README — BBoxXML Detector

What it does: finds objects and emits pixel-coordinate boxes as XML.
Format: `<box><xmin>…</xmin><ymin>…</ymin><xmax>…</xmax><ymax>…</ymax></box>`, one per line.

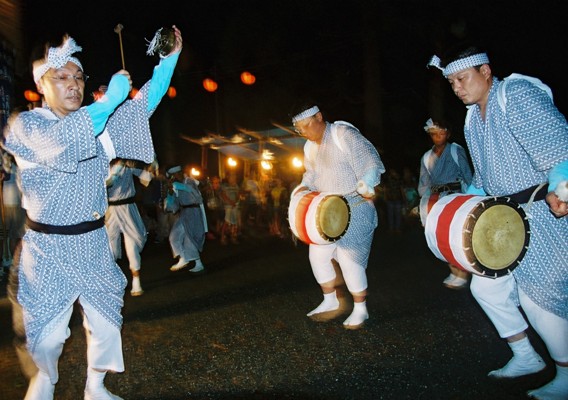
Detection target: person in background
<box><xmin>382</xmin><ymin>168</ymin><xmax>404</xmax><ymax>234</ymax></box>
<box><xmin>418</xmin><ymin>118</ymin><xmax>473</xmax><ymax>289</ymax></box>
<box><xmin>106</xmin><ymin>158</ymin><xmax>154</xmax><ymax>296</ymax></box>
<box><xmin>428</xmin><ymin>43</ymin><xmax>568</xmax><ymax>399</ymax></box>
<box><xmin>2</xmin><ymin>26</ymin><xmax>182</xmax><ymax>399</ymax></box>
<box><xmin>203</xmin><ymin>175</ymin><xmax>224</xmax><ymax>240</ymax></box>
<box><xmin>290</xmin><ymin>100</ymin><xmax>385</xmax><ymax>330</ymax></box>
<box><xmin>167</xmin><ymin>165</ymin><xmax>207</xmax><ymax>273</ymax></box>
<box><xmin>0</xmin><ymin>151</ymin><xmax>25</xmax><ymax>273</ymax></box>
<box><xmin>220</xmin><ymin>174</ymin><xmax>240</xmax><ymax>245</ymax></box>
<box><xmin>269</xmin><ymin>177</ymin><xmax>288</xmax><ymax>238</ymax></box>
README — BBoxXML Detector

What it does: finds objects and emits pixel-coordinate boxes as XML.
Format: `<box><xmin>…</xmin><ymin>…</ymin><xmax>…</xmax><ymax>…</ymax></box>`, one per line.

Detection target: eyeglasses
<box><xmin>47</xmin><ymin>73</ymin><xmax>89</xmax><ymax>84</ymax></box>
<box><xmin>293</xmin><ymin>116</ymin><xmax>315</xmax><ymax>135</ymax></box>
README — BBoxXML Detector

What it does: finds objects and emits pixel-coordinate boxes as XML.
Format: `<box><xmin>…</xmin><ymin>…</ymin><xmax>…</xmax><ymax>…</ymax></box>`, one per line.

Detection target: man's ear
<box><xmin>480</xmin><ymin>64</ymin><xmax>492</xmax><ymax>78</ymax></box>
<box><xmin>36</xmin><ymin>81</ymin><xmax>45</xmax><ymax>95</ymax></box>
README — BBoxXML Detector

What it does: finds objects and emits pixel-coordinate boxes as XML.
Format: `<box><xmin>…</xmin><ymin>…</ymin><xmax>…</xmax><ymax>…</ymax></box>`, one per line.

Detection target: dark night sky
<box><xmin>15</xmin><ymin>0</ymin><xmax>568</xmax><ymax>170</ymax></box>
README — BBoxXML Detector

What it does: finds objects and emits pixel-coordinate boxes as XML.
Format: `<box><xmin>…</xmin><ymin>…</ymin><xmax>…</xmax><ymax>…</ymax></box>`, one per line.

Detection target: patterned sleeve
<box><xmin>105</xmin><ymin>82</ymin><xmax>155</xmax><ymax>164</ymax></box>
<box><xmin>3</xmin><ymin>109</ymin><xmax>97</xmax><ymax>173</ymax></box>
<box><xmin>417</xmin><ymin>154</ymin><xmax>431</xmax><ymax>197</ymax></box>
<box><xmin>505</xmin><ymin>79</ymin><xmax>568</xmax><ymax>171</ymax></box>
<box><xmin>342</xmin><ymin>126</ymin><xmax>385</xmax><ymax>186</ymax></box>
<box><xmin>300</xmin><ymin>141</ymin><xmax>315</xmax><ymax>189</ymax></box>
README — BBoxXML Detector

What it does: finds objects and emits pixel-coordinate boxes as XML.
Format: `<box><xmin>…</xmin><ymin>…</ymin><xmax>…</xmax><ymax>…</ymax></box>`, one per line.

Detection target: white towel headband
<box><xmin>292</xmin><ymin>106</ymin><xmax>320</xmax><ymax>123</ymax></box>
<box><xmin>427</xmin><ymin>53</ymin><xmax>490</xmax><ymax>77</ymax></box>
<box><xmin>33</xmin><ymin>36</ymin><xmax>83</xmax><ymax>84</ymax></box>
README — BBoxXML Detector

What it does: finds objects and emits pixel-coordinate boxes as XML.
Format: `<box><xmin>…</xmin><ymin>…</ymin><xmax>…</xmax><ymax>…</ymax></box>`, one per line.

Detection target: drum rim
<box><xmin>463</xmin><ymin>196</ymin><xmax>530</xmax><ymax>277</ymax></box>
<box><xmin>315</xmin><ymin>194</ymin><xmax>351</xmax><ymax>241</ymax></box>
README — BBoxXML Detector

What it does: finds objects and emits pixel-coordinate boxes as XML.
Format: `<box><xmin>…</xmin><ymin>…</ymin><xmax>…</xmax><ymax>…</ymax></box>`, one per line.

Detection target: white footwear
<box><xmin>488</xmin><ymin>338</ymin><xmax>546</xmax><ymax>379</ymax></box>
<box><xmin>170</xmin><ymin>258</ymin><xmax>190</xmax><ymax>271</ymax></box>
<box><xmin>188</xmin><ymin>259</ymin><xmax>205</xmax><ymax>273</ymax></box>
<box><xmin>307</xmin><ymin>291</ymin><xmax>340</xmax><ymax>317</ymax></box>
<box><xmin>527</xmin><ymin>366</ymin><xmax>568</xmax><ymax>400</ymax></box>
<box><xmin>84</xmin><ymin>386</ymin><xmax>123</xmax><ymax>400</ymax></box>
<box><xmin>25</xmin><ymin>371</ymin><xmax>54</xmax><ymax>400</ymax></box>
<box><xmin>442</xmin><ymin>273</ymin><xmax>457</xmax><ymax>285</ymax></box>
<box><xmin>130</xmin><ymin>276</ymin><xmax>143</xmax><ymax>296</ymax></box>
<box><xmin>343</xmin><ymin>301</ymin><xmax>369</xmax><ymax>330</ymax></box>
<box><xmin>444</xmin><ymin>276</ymin><xmax>468</xmax><ymax>290</ymax></box>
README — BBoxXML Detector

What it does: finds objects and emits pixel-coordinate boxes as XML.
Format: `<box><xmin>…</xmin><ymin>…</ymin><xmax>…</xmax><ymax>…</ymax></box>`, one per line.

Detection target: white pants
<box><xmin>31</xmin><ymin>297</ymin><xmax>124</xmax><ymax>384</ymax></box>
<box><xmin>471</xmin><ymin>273</ymin><xmax>568</xmax><ymax>362</ymax></box>
<box><xmin>110</xmin><ymin>234</ymin><xmax>142</xmax><ymax>271</ymax></box>
<box><xmin>519</xmin><ymin>288</ymin><xmax>568</xmax><ymax>362</ymax></box>
<box><xmin>470</xmin><ymin>274</ymin><xmax>528</xmax><ymax>338</ymax></box>
<box><xmin>309</xmin><ymin>243</ymin><xmax>367</xmax><ymax>293</ymax></box>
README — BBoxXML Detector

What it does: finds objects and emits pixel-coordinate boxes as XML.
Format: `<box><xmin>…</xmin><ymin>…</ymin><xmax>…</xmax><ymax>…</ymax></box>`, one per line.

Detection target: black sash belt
<box><xmin>108</xmin><ymin>196</ymin><xmax>136</xmax><ymax>206</ymax></box>
<box><xmin>182</xmin><ymin>204</ymin><xmax>200</xmax><ymax>208</ymax></box>
<box><xmin>506</xmin><ymin>184</ymin><xmax>548</xmax><ymax>204</ymax></box>
<box><xmin>26</xmin><ymin>216</ymin><xmax>105</xmax><ymax>235</ymax></box>
<box><xmin>431</xmin><ymin>182</ymin><xmax>462</xmax><ymax>194</ymax></box>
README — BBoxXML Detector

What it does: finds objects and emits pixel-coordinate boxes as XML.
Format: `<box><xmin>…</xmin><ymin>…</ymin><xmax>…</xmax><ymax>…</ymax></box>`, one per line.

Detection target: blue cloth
<box><xmin>1</xmin><ymin>53</ymin><xmax>178</xmax><ymax>351</ymax></box>
<box><xmin>464</xmin><ymin>76</ymin><xmax>568</xmax><ymax>320</ymax></box>
<box><xmin>418</xmin><ymin>142</ymin><xmax>473</xmax><ymax>196</ymax></box>
<box><xmin>549</xmin><ymin>159</ymin><xmax>568</xmax><ymax>192</ymax></box>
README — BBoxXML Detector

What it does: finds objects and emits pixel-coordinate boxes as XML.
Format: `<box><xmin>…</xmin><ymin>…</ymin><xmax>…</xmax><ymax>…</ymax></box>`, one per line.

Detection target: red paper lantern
<box><xmin>129</xmin><ymin>88</ymin><xmax>139</xmax><ymax>99</ymax></box>
<box><xmin>203</xmin><ymin>78</ymin><xmax>218</xmax><ymax>92</ymax></box>
<box><xmin>240</xmin><ymin>71</ymin><xmax>256</xmax><ymax>85</ymax></box>
<box><xmin>24</xmin><ymin>90</ymin><xmax>41</xmax><ymax>102</ymax></box>
<box><xmin>167</xmin><ymin>86</ymin><xmax>177</xmax><ymax>98</ymax></box>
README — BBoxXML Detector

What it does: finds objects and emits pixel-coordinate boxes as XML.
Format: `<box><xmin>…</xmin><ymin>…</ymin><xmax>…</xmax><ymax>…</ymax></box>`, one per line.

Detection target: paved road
<box><xmin>0</xmin><ymin>222</ymin><xmax>554</xmax><ymax>399</ymax></box>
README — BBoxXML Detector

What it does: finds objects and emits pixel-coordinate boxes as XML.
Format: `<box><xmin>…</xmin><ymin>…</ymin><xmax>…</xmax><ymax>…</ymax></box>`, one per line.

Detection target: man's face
<box><xmin>293</xmin><ymin>112</ymin><xmax>325</xmax><ymax>144</ymax></box>
<box><xmin>447</xmin><ymin>65</ymin><xmax>491</xmax><ymax>106</ymax></box>
<box><xmin>428</xmin><ymin>128</ymin><xmax>449</xmax><ymax>146</ymax></box>
<box><xmin>37</xmin><ymin>61</ymin><xmax>85</xmax><ymax>117</ymax></box>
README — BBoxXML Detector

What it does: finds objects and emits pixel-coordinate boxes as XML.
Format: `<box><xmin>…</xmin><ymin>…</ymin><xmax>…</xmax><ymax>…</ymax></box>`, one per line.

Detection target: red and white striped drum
<box><xmin>288</xmin><ymin>189</ymin><xmax>351</xmax><ymax>245</ymax></box>
<box><xmin>419</xmin><ymin>192</ymin><xmax>441</xmax><ymax>226</ymax></box>
<box><xmin>424</xmin><ymin>193</ymin><xmax>530</xmax><ymax>277</ymax></box>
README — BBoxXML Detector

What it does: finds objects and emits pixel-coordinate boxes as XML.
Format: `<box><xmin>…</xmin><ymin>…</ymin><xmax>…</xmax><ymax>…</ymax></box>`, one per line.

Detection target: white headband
<box><xmin>167</xmin><ymin>165</ymin><xmax>181</xmax><ymax>175</ymax></box>
<box><xmin>424</xmin><ymin>118</ymin><xmax>435</xmax><ymax>132</ymax></box>
<box><xmin>33</xmin><ymin>36</ymin><xmax>83</xmax><ymax>84</ymax></box>
<box><xmin>292</xmin><ymin>106</ymin><xmax>319</xmax><ymax>123</ymax></box>
<box><xmin>427</xmin><ymin>53</ymin><xmax>490</xmax><ymax>77</ymax></box>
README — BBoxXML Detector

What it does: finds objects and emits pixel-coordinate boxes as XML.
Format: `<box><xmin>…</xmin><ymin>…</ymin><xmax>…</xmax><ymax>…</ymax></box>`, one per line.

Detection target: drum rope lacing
<box><xmin>521</xmin><ymin>182</ymin><xmax>547</xmax><ymax>220</ymax></box>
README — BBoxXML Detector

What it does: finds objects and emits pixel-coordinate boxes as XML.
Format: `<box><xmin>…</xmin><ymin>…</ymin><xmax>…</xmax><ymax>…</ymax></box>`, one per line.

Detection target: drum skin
<box><xmin>424</xmin><ymin>194</ymin><xmax>530</xmax><ymax>277</ymax></box>
<box><xmin>289</xmin><ymin>190</ymin><xmax>350</xmax><ymax>245</ymax></box>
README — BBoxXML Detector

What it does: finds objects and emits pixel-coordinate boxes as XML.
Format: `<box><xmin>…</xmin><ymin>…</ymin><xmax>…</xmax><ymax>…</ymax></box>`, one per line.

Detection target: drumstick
<box><xmin>114</xmin><ymin>24</ymin><xmax>126</xmax><ymax>69</ymax></box>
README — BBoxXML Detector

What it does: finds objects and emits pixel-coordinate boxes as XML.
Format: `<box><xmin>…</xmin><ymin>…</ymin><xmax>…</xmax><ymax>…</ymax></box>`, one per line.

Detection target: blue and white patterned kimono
<box><xmin>106</xmin><ymin>161</ymin><xmax>151</xmax><ymax>262</ymax></box>
<box><xmin>301</xmin><ymin>122</ymin><xmax>385</xmax><ymax>267</ymax></box>
<box><xmin>2</xmin><ymin>54</ymin><xmax>178</xmax><ymax>351</ymax></box>
<box><xmin>168</xmin><ymin>177</ymin><xmax>207</xmax><ymax>261</ymax></box>
<box><xmin>418</xmin><ymin>142</ymin><xmax>473</xmax><ymax>197</ymax></box>
<box><xmin>464</xmin><ymin>76</ymin><xmax>568</xmax><ymax>320</ymax></box>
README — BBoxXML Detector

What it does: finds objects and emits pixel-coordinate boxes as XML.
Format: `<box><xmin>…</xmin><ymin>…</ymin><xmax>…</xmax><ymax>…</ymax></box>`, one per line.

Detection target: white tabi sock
<box><xmin>488</xmin><ymin>337</ymin><xmax>545</xmax><ymax>379</ymax></box>
<box><xmin>189</xmin><ymin>258</ymin><xmax>205</xmax><ymax>272</ymax></box>
<box><xmin>131</xmin><ymin>276</ymin><xmax>142</xmax><ymax>293</ymax></box>
<box><xmin>85</xmin><ymin>369</ymin><xmax>123</xmax><ymax>400</ymax></box>
<box><xmin>307</xmin><ymin>291</ymin><xmax>339</xmax><ymax>316</ymax></box>
<box><xmin>343</xmin><ymin>300</ymin><xmax>369</xmax><ymax>327</ymax></box>
<box><xmin>527</xmin><ymin>365</ymin><xmax>568</xmax><ymax>400</ymax></box>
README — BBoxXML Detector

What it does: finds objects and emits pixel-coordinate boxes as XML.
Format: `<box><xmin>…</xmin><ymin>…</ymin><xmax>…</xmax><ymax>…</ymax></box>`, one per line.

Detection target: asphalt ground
<box><xmin>0</xmin><ymin>218</ymin><xmax>556</xmax><ymax>400</ymax></box>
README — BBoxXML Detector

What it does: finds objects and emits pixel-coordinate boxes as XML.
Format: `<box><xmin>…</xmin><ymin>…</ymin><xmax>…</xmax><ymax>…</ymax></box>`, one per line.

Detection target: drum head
<box><xmin>317</xmin><ymin>195</ymin><xmax>350</xmax><ymax>241</ymax></box>
<box><xmin>466</xmin><ymin>198</ymin><xmax>529</xmax><ymax>276</ymax></box>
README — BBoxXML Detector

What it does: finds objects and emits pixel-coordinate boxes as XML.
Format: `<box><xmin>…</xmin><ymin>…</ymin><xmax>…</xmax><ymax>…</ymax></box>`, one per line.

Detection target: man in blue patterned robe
<box><xmin>106</xmin><ymin>159</ymin><xmax>154</xmax><ymax>296</ymax></box>
<box><xmin>2</xmin><ymin>26</ymin><xmax>183</xmax><ymax>400</ymax></box>
<box><xmin>418</xmin><ymin>118</ymin><xmax>473</xmax><ymax>289</ymax></box>
<box><xmin>428</xmin><ymin>45</ymin><xmax>568</xmax><ymax>400</ymax></box>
